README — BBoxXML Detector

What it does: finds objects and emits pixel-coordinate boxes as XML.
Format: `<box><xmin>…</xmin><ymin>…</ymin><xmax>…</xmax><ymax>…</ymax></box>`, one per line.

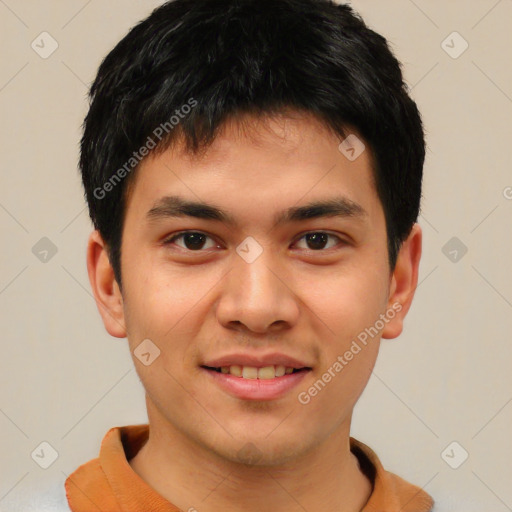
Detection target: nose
<box><xmin>215</xmin><ymin>246</ymin><xmax>300</xmax><ymax>335</ymax></box>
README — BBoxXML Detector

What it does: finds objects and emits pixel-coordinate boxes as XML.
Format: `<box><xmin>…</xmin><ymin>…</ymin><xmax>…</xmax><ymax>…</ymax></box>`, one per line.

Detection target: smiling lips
<box><xmin>201</xmin><ymin>352</ymin><xmax>312</xmax><ymax>400</ymax></box>
<box><xmin>201</xmin><ymin>352</ymin><xmax>312</xmax><ymax>379</ymax></box>
<box><xmin>204</xmin><ymin>364</ymin><xmax>301</xmax><ymax>379</ymax></box>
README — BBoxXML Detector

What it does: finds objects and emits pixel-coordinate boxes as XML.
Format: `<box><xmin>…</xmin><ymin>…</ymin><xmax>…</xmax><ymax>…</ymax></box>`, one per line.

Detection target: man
<box><xmin>66</xmin><ymin>0</ymin><xmax>433</xmax><ymax>510</ymax></box>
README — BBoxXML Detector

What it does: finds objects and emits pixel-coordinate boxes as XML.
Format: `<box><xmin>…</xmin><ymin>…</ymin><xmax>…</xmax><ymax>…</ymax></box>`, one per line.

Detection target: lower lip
<box><xmin>201</xmin><ymin>367</ymin><xmax>311</xmax><ymax>401</ymax></box>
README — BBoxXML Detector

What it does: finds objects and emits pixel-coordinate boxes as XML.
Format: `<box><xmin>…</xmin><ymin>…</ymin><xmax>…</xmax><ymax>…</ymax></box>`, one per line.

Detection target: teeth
<box><xmin>217</xmin><ymin>365</ymin><xmax>299</xmax><ymax>379</ymax></box>
<box><xmin>242</xmin><ymin>366</ymin><xmax>258</xmax><ymax>379</ymax></box>
<box><xmin>258</xmin><ymin>366</ymin><xmax>276</xmax><ymax>379</ymax></box>
<box><xmin>230</xmin><ymin>365</ymin><xmax>242</xmax><ymax>377</ymax></box>
<box><xmin>275</xmin><ymin>365</ymin><xmax>286</xmax><ymax>377</ymax></box>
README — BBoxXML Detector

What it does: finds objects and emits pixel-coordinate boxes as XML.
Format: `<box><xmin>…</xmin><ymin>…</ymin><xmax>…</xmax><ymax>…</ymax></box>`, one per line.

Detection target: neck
<box><xmin>129</xmin><ymin>399</ymin><xmax>372</xmax><ymax>512</ymax></box>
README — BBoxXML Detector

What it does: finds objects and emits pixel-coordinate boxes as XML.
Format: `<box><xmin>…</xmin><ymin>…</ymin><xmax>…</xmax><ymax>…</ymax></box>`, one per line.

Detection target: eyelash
<box><xmin>162</xmin><ymin>230</ymin><xmax>346</xmax><ymax>252</ymax></box>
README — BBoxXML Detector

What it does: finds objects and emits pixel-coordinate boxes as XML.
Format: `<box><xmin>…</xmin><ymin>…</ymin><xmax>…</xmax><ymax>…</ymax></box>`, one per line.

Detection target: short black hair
<box><xmin>80</xmin><ymin>0</ymin><xmax>425</xmax><ymax>290</ymax></box>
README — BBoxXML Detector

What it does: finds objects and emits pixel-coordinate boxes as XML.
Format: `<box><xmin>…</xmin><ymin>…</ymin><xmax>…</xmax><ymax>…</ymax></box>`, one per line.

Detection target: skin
<box><xmin>87</xmin><ymin>110</ymin><xmax>422</xmax><ymax>512</ymax></box>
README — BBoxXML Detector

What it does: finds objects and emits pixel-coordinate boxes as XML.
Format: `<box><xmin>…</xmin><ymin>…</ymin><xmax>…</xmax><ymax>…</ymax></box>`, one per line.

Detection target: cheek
<box><xmin>307</xmin><ymin>263</ymin><xmax>389</xmax><ymax>343</ymax></box>
<box><xmin>122</xmin><ymin>261</ymin><xmax>202</xmax><ymax>340</ymax></box>
<box><xmin>121</xmin><ymin>265</ymin><xmax>209</xmax><ymax>386</ymax></box>
<box><xmin>298</xmin><ymin>264</ymin><xmax>386</xmax><ymax>407</ymax></box>
<box><xmin>122</xmin><ymin>282</ymin><xmax>198</xmax><ymax>414</ymax></box>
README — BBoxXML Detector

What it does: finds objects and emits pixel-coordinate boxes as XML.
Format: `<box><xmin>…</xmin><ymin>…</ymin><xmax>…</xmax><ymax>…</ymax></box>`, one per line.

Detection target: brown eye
<box><xmin>164</xmin><ymin>231</ymin><xmax>216</xmax><ymax>251</ymax></box>
<box><xmin>295</xmin><ymin>232</ymin><xmax>343</xmax><ymax>251</ymax></box>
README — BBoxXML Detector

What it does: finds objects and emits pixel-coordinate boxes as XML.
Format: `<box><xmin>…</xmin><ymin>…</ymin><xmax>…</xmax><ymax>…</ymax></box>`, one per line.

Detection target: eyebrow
<box><xmin>146</xmin><ymin>194</ymin><xmax>368</xmax><ymax>228</ymax></box>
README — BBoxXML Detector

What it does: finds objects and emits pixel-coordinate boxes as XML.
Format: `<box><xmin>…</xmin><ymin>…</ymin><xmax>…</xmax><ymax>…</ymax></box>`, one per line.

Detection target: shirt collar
<box><xmin>68</xmin><ymin>424</ymin><xmax>433</xmax><ymax>512</ymax></box>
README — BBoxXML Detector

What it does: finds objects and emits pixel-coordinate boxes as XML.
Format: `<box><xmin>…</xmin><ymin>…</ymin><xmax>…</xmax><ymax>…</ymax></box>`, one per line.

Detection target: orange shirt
<box><xmin>65</xmin><ymin>424</ymin><xmax>434</xmax><ymax>512</ymax></box>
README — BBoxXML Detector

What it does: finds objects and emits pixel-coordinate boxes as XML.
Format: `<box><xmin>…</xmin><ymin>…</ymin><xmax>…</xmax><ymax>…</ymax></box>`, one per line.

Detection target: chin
<box><xmin>210</xmin><ymin>434</ymin><xmax>313</xmax><ymax>467</ymax></box>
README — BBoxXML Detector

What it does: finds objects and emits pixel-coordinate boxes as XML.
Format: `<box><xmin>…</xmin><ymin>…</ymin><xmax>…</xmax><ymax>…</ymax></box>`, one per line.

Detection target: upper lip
<box><xmin>202</xmin><ymin>352</ymin><xmax>312</xmax><ymax>369</ymax></box>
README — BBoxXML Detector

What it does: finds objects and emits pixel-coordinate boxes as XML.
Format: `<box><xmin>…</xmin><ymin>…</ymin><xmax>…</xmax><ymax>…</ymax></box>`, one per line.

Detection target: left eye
<box><xmin>294</xmin><ymin>232</ymin><xmax>342</xmax><ymax>251</ymax></box>
<box><xmin>163</xmin><ymin>231</ymin><xmax>343</xmax><ymax>252</ymax></box>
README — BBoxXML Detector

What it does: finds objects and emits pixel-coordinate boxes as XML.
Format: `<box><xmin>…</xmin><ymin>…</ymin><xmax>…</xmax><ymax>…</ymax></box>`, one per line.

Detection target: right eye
<box><xmin>162</xmin><ymin>231</ymin><xmax>219</xmax><ymax>251</ymax></box>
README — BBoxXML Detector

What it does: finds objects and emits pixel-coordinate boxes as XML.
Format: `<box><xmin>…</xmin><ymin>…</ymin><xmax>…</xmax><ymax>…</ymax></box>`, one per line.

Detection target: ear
<box><xmin>86</xmin><ymin>230</ymin><xmax>127</xmax><ymax>338</ymax></box>
<box><xmin>381</xmin><ymin>223</ymin><xmax>422</xmax><ymax>339</ymax></box>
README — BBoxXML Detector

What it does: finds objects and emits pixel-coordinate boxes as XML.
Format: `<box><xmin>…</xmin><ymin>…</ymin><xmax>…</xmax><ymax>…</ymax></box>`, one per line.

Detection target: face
<box><xmin>91</xmin><ymin>111</ymin><xmax>418</xmax><ymax>466</ymax></box>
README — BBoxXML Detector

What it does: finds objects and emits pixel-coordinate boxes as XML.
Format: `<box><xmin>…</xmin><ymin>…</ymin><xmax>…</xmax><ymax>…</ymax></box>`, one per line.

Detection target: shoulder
<box><xmin>386</xmin><ymin>471</ymin><xmax>435</xmax><ymax>512</ymax></box>
<box><xmin>350</xmin><ymin>437</ymin><xmax>434</xmax><ymax>512</ymax></box>
<box><xmin>65</xmin><ymin>456</ymin><xmax>121</xmax><ymax>512</ymax></box>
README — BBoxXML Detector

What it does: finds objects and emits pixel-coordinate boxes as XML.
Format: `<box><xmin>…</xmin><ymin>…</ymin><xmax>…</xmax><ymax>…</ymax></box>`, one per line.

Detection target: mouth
<box><xmin>201</xmin><ymin>364</ymin><xmax>310</xmax><ymax>379</ymax></box>
<box><xmin>200</xmin><ymin>365</ymin><xmax>312</xmax><ymax>400</ymax></box>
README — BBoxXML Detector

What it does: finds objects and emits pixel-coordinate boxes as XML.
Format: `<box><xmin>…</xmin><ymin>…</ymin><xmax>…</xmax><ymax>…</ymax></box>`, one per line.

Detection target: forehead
<box><xmin>164</xmin><ymin>111</ymin><xmax>373</xmax><ymax>174</ymax></box>
<box><xmin>123</xmin><ymin>111</ymin><xmax>381</xmax><ymax>226</ymax></box>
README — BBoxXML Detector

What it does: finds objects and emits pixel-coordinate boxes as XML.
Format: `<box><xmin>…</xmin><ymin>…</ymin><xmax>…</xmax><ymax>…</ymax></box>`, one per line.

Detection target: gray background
<box><xmin>1</xmin><ymin>0</ymin><xmax>511</xmax><ymax>510</ymax></box>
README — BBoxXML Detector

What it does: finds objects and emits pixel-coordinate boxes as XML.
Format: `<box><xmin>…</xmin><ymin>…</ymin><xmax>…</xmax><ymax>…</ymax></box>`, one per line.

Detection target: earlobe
<box><xmin>381</xmin><ymin>223</ymin><xmax>422</xmax><ymax>340</ymax></box>
<box><xmin>86</xmin><ymin>230</ymin><xmax>127</xmax><ymax>338</ymax></box>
